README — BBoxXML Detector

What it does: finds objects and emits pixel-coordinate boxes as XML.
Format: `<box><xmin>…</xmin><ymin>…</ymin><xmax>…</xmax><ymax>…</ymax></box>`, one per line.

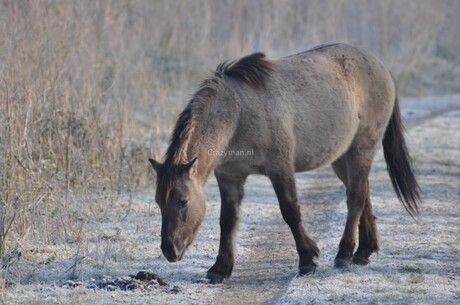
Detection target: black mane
<box><xmin>163</xmin><ymin>53</ymin><xmax>272</xmax><ymax>167</ymax></box>
<box><xmin>217</xmin><ymin>52</ymin><xmax>273</xmax><ymax>87</ymax></box>
<box><xmin>156</xmin><ymin>53</ymin><xmax>272</xmax><ymax>203</ymax></box>
<box><xmin>157</xmin><ymin>77</ymin><xmax>220</xmax><ymax>203</ymax></box>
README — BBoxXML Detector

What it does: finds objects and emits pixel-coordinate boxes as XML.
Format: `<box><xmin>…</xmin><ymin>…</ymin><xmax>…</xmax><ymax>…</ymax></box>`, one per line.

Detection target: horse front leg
<box><xmin>269</xmin><ymin>171</ymin><xmax>319</xmax><ymax>276</ymax></box>
<box><xmin>206</xmin><ymin>171</ymin><xmax>247</xmax><ymax>284</ymax></box>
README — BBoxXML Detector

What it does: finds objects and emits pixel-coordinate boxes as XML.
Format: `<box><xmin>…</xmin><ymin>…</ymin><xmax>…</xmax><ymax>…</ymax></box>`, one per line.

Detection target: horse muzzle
<box><xmin>161</xmin><ymin>241</ymin><xmax>184</xmax><ymax>262</ymax></box>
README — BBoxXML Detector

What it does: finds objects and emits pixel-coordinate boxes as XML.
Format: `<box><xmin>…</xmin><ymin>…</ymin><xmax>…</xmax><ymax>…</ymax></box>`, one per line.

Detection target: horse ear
<box><xmin>182</xmin><ymin>157</ymin><xmax>198</xmax><ymax>173</ymax></box>
<box><xmin>149</xmin><ymin>159</ymin><xmax>162</xmax><ymax>173</ymax></box>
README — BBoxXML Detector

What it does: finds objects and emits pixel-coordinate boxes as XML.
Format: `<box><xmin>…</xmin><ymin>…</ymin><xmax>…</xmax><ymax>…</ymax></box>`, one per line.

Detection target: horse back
<box><xmin>222</xmin><ymin>44</ymin><xmax>395</xmax><ymax>174</ymax></box>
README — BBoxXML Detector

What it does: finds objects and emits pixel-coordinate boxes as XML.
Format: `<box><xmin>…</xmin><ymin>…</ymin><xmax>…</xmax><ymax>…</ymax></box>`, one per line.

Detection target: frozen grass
<box><xmin>1</xmin><ymin>101</ymin><xmax>459</xmax><ymax>304</ymax></box>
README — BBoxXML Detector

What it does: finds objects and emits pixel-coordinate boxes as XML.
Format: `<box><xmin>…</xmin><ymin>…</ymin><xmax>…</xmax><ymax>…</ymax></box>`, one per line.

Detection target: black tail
<box><xmin>382</xmin><ymin>95</ymin><xmax>422</xmax><ymax>218</ymax></box>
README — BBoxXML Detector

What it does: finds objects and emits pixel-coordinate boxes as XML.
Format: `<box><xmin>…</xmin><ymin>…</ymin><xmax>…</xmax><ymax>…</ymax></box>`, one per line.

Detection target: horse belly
<box><xmin>294</xmin><ymin>134</ymin><xmax>353</xmax><ymax>172</ymax></box>
<box><xmin>293</xmin><ymin>106</ymin><xmax>358</xmax><ymax>172</ymax></box>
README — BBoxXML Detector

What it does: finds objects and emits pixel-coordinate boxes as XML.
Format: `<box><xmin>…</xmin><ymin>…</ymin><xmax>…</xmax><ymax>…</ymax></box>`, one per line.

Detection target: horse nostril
<box><xmin>161</xmin><ymin>242</ymin><xmax>179</xmax><ymax>262</ymax></box>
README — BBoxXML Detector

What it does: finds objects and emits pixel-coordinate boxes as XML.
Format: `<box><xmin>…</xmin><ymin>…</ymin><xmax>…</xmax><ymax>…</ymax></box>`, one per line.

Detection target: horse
<box><xmin>149</xmin><ymin>43</ymin><xmax>421</xmax><ymax>284</ymax></box>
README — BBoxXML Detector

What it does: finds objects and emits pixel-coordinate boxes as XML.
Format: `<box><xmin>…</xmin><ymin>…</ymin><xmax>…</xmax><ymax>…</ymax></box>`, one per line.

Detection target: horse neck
<box><xmin>187</xmin><ymin>96</ymin><xmax>239</xmax><ymax>184</ymax></box>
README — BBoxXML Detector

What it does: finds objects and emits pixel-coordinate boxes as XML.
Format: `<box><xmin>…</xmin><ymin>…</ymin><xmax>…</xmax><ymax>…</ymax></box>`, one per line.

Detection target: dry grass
<box><xmin>0</xmin><ymin>0</ymin><xmax>459</xmax><ymax>288</ymax></box>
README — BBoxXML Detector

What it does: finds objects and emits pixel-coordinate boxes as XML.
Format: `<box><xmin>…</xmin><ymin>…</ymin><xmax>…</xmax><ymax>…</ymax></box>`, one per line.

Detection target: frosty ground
<box><xmin>3</xmin><ymin>96</ymin><xmax>459</xmax><ymax>304</ymax></box>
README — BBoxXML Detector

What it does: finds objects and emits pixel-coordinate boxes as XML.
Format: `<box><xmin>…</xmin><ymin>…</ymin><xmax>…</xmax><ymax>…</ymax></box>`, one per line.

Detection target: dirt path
<box><xmin>3</xmin><ymin>96</ymin><xmax>460</xmax><ymax>304</ymax></box>
<box><xmin>206</xmin><ymin>176</ymin><xmax>296</xmax><ymax>305</ymax></box>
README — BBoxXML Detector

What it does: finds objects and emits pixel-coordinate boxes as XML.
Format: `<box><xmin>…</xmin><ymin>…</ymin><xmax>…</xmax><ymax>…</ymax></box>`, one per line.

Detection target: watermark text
<box><xmin>207</xmin><ymin>149</ymin><xmax>254</xmax><ymax>158</ymax></box>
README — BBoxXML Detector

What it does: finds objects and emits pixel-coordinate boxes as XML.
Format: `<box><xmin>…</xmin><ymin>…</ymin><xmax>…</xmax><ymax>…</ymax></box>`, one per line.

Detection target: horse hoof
<box><xmin>298</xmin><ymin>265</ymin><xmax>316</xmax><ymax>276</ymax></box>
<box><xmin>205</xmin><ymin>272</ymin><xmax>225</xmax><ymax>284</ymax></box>
<box><xmin>334</xmin><ymin>259</ymin><xmax>351</xmax><ymax>269</ymax></box>
<box><xmin>352</xmin><ymin>256</ymin><xmax>370</xmax><ymax>265</ymax></box>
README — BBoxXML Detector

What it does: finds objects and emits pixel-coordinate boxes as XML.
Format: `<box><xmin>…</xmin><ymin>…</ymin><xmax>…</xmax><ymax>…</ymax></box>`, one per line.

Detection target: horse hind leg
<box><xmin>332</xmin><ymin>155</ymin><xmax>348</xmax><ymax>186</ymax></box>
<box><xmin>332</xmin><ymin>147</ymin><xmax>379</xmax><ymax>269</ymax></box>
<box><xmin>352</xmin><ymin>198</ymin><xmax>379</xmax><ymax>265</ymax></box>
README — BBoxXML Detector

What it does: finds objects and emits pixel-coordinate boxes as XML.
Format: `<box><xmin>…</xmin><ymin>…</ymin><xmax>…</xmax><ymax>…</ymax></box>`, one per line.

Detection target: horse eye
<box><xmin>179</xmin><ymin>199</ymin><xmax>188</xmax><ymax>209</ymax></box>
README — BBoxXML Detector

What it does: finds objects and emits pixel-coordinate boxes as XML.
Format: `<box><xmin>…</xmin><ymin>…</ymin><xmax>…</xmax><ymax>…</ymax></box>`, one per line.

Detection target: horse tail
<box><xmin>382</xmin><ymin>94</ymin><xmax>422</xmax><ymax>218</ymax></box>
